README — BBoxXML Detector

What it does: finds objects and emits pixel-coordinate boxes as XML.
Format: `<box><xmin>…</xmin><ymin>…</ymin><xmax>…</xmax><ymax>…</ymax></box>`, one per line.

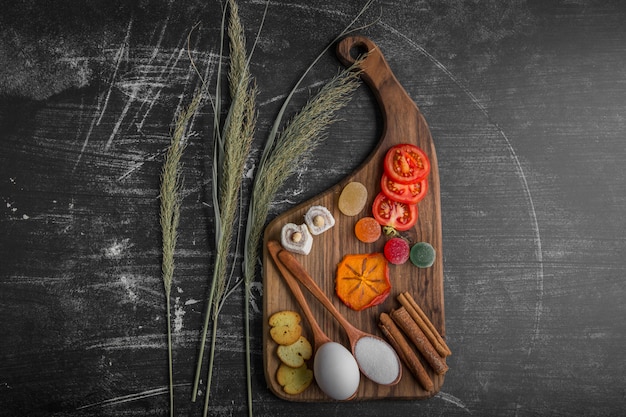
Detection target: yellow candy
<box><xmin>338</xmin><ymin>181</ymin><xmax>368</xmax><ymax>216</ymax></box>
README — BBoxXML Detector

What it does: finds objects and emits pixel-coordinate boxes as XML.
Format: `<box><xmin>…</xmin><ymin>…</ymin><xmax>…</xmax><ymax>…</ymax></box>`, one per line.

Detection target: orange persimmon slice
<box><xmin>335</xmin><ymin>253</ymin><xmax>391</xmax><ymax>311</ymax></box>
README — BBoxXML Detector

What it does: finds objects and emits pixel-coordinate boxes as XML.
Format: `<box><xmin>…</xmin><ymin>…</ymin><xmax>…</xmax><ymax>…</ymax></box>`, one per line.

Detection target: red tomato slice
<box><xmin>372</xmin><ymin>192</ymin><xmax>418</xmax><ymax>232</ymax></box>
<box><xmin>383</xmin><ymin>144</ymin><xmax>430</xmax><ymax>184</ymax></box>
<box><xmin>380</xmin><ymin>174</ymin><xmax>428</xmax><ymax>205</ymax></box>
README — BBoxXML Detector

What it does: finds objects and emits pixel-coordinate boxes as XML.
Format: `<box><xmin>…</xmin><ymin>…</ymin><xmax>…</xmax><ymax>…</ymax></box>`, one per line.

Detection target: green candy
<box><xmin>410</xmin><ymin>242</ymin><xmax>436</xmax><ymax>268</ymax></box>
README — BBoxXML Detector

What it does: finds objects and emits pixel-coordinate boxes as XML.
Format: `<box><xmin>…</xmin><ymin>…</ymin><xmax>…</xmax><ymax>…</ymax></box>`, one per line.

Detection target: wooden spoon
<box><xmin>267</xmin><ymin>240</ymin><xmax>360</xmax><ymax>401</ymax></box>
<box><xmin>267</xmin><ymin>240</ymin><xmax>330</xmax><ymax>352</ymax></box>
<box><xmin>276</xmin><ymin>247</ymin><xmax>402</xmax><ymax>386</ymax></box>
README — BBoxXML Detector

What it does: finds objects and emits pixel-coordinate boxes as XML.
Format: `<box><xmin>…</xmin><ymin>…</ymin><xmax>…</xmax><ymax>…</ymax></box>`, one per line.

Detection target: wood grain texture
<box><xmin>263</xmin><ymin>36</ymin><xmax>445</xmax><ymax>401</ymax></box>
<box><xmin>2</xmin><ymin>1</ymin><xmax>626</xmax><ymax>416</ymax></box>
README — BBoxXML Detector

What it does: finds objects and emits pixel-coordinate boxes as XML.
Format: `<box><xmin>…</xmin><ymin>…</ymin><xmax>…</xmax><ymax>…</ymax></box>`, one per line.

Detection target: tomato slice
<box><xmin>380</xmin><ymin>174</ymin><xmax>428</xmax><ymax>205</ymax></box>
<box><xmin>372</xmin><ymin>192</ymin><xmax>418</xmax><ymax>232</ymax></box>
<box><xmin>383</xmin><ymin>144</ymin><xmax>430</xmax><ymax>184</ymax></box>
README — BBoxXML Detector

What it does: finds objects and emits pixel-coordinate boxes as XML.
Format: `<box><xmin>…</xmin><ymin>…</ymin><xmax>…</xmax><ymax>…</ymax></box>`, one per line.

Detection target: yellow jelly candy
<box><xmin>338</xmin><ymin>182</ymin><xmax>368</xmax><ymax>216</ymax></box>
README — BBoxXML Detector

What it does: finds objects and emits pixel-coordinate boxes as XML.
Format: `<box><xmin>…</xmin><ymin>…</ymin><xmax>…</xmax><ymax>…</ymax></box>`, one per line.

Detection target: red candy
<box><xmin>383</xmin><ymin>238</ymin><xmax>410</xmax><ymax>265</ymax></box>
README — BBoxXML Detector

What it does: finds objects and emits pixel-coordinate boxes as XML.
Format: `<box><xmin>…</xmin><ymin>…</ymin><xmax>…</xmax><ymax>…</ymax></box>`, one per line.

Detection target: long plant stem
<box><xmin>203</xmin><ymin>317</ymin><xmax>219</xmax><ymax>415</ymax></box>
<box><xmin>244</xmin><ymin>282</ymin><xmax>253</xmax><ymax>416</ymax></box>
<box><xmin>191</xmin><ymin>287</ymin><xmax>214</xmax><ymax>401</ymax></box>
<box><xmin>190</xmin><ymin>4</ymin><xmax>228</xmax><ymax>403</ymax></box>
<box><xmin>166</xmin><ymin>294</ymin><xmax>174</xmax><ymax>417</ymax></box>
<box><xmin>243</xmin><ymin>4</ymin><xmax>372</xmax><ymax>417</ymax></box>
<box><xmin>242</xmin><ymin>3</ymin><xmax>374</xmax><ymax>416</ymax></box>
<box><xmin>257</xmin><ymin>0</ymin><xmax>375</xmax><ymax>171</ymax></box>
<box><xmin>160</xmin><ymin>91</ymin><xmax>202</xmax><ymax>417</ymax></box>
<box><xmin>242</xmin><ymin>58</ymin><xmax>365</xmax><ymax>369</ymax></box>
<box><xmin>192</xmin><ymin>0</ymin><xmax>263</xmax><ymax>410</ymax></box>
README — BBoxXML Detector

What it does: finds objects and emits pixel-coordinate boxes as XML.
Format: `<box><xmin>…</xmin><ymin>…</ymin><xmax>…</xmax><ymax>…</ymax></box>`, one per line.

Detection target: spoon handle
<box><xmin>267</xmin><ymin>240</ymin><xmax>331</xmax><ymax>350</ymax></box>
<box><xmin>276</xmin><ymin>248</ymin><xmax>364</xmax><ymax>340</ymax></box>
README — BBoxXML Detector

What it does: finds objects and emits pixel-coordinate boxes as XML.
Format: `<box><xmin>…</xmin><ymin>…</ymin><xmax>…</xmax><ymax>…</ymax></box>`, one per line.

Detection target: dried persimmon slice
<box><xmin>335</xmin><ymin>253</ymin><xmax>391</xmax><ymax>311</ymax></box>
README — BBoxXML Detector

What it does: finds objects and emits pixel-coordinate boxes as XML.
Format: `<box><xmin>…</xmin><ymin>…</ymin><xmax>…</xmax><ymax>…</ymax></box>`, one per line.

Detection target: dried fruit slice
<box><xmin>335</xmin><ymin>253</ymin><xmax>391</xmax><ymax>311</ymax></box>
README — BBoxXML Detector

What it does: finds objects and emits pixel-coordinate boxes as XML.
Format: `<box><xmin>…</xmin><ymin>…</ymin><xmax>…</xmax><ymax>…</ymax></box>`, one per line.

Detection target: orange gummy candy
<box><xmin>354</xmin><ymin>217</ymin><xmax>382</xmax><ymax>243</ymax></box>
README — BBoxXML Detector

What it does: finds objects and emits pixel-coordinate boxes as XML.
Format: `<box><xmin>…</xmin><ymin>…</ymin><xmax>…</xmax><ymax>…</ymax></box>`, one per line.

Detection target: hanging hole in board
<box><xmin>350</xmin><ymin>42</ymin><xmax>370</xmax><ymax>61</ymax></box>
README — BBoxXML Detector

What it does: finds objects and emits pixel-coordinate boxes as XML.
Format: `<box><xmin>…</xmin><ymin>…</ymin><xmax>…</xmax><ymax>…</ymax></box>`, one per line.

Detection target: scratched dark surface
<box><xmin>2</xmin><ymin>1</ymin><xmax>626</xmax><ymax>416</ymax></box>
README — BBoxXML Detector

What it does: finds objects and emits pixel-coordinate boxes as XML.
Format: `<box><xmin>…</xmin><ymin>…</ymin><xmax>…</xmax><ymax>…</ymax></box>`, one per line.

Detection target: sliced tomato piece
<box><xmin>380</xmin><ymin>174</ymin><xmax>428</xmax><ymax>205</ymax></box>
<box><xmin>372</xmin><ymin>192</ymin><xmax>418</xmax><ymax>232</ymax></box>
<box><xmin>383</xmin><ymin>144</ymin><xmax>430</xmax><ymax>184</ymax></box>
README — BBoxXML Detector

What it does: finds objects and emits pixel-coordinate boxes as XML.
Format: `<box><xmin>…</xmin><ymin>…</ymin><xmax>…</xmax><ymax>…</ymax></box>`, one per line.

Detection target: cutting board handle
<box><xmin>336</xmin><ymin>36</ymin><xmax>419</xmax><ymax>127</ymax></box>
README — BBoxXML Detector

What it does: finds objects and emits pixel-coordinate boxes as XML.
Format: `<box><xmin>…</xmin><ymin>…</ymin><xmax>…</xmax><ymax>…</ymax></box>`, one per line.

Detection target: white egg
<box><xmin>313</xmin><ymin>342</ymin><xmax>360</xmax><ymax>400</ymax></box>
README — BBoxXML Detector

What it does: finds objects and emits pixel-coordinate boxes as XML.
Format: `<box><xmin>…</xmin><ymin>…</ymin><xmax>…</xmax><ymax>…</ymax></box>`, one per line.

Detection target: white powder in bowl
<box><xmin>354</xmin><ymin>336</ymin><xmax>401</xmax><ymax>385</ymax></box>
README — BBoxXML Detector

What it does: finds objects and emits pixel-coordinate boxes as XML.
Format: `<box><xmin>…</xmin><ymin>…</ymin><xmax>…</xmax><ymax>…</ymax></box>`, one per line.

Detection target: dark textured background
<box><xmin>2</xmin><ymin>1</ymin><xmax>625</xmax><ymax>416</ymax></box>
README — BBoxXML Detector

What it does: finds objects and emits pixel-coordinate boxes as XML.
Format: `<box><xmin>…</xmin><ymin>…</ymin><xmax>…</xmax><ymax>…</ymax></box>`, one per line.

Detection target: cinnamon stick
<box><xmin>398</xmin><ymin>292</ymin><xmax>451</xmax><ymax>357</ymax></box>
<box><xmin>379</xmin><ymin>313</ymin><xmax>434</xmax><ymax>392</ymax></box>
<box><xmin>391</xmin><ymin>307</ymin><xmax>448</xmax><ymax>375</ymax></box>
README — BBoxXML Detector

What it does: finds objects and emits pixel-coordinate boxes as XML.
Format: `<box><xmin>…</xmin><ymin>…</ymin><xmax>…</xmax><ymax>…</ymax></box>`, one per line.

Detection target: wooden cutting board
<box><xmin>262</xmin><ymin>36</ymin><xmax>446</xmax><ymax>401</ymax></box>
